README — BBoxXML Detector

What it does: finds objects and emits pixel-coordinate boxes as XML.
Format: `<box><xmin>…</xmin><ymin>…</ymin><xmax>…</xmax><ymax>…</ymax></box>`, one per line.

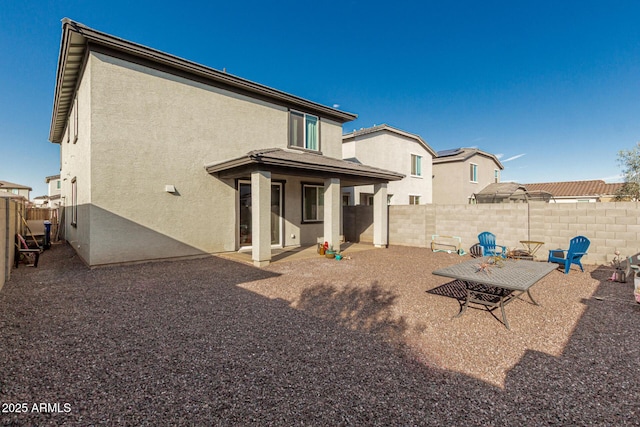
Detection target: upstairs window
<box><xmin>411</xmin><ymin>154</ymin><xmax>422</xmax><ymax>176</ymax></box>
<box><xmin>289</xmin><ymin>111</ymin><xmax>318</xmax><ymax>151</ymax></box>
<box><xmin>494</xmin><ymin>169</ymin><xmax>500</xmax><ymax>183</ymax></box>
<box><xmin>409</xmin><ymin>195</ymin><xmax>421</xmax><ymax>205</ymax></box>
<box><xmin>470</xmin><ymin>163</ymin><xmax>478</xmax><ymax>183</ymax></box>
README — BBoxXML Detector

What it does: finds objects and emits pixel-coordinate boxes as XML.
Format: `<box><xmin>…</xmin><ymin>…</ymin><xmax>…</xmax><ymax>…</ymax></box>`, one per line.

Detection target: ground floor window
<box><xmin>302</xmin><ymin>183</ymin><xmax>324</xmax><ymax>222</ymax></box>
<box><xmin>409</xmin><ymin>195</ymin><xmax>420</xmax><ymax>205</ymax></box>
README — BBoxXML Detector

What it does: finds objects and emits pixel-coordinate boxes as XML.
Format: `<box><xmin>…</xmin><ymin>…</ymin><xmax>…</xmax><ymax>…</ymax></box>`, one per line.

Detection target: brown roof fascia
<box><xmin>205</xmin><ymin>149</ymin><xmax>405</xmax><ymax>182</ymax></box>
<box><xmin>50</xmin><ymin>19</ymin><xmax>357</xmax><ymax>143</ymax></box>
<box><xmin>433</xmin><ymin>148</ymin><xmax>504</xmax><ymax>170</ymax></box>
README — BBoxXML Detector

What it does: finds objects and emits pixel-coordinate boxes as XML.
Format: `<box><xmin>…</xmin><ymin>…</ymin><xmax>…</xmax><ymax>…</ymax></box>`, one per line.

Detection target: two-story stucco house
<box><xmin>432</xmin><ymin>148</ymin><xmax>504</xmax><ymax>204</ymax></box>
<box><xmin>342</xmin><ymin>125</ymin><xmax>436</xmax><ymax>205</ymax></box>
<box><xmin>0</xmin><ymin>181</ymin><xmax>31</xmax><ymax>201</ymax></box>
<box><xmin>49</xmin><ymin>19</ymin><xmax>402</xmax><ymax>267</ymax></box>
<box><xmin>34</xmin><ymin>175</ymin><xmax>63</xmax><ymax>208</ymax></box>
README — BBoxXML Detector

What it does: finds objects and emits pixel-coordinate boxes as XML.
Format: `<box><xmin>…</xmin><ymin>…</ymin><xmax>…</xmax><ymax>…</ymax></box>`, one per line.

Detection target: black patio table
<box><xmin>432</xmin><ymin>257</ymin><xmax>557</xmax><ymax>329</ymax></box>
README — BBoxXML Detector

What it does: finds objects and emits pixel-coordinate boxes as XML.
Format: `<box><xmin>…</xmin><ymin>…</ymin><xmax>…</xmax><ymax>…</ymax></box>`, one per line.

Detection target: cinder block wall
<box><xmin>343</xmin><ymin>205</ymin><xmax>374</xmax><ymax>243</ymax></box>
<box><xmin>430</xmin><ymin>204</ymin><xmax>529</xmax><ymax>253</ymax></box>
<box><xmin>1</xmin><ymin>198</ymin><xmax>19</xmax><ymax>290</ymax></box>
<box><xmin>0</xmin><ymin>198</ymin><xmax>7</xmax><ymax>290</ymax></box>
<box><xmin>345</xmin><ymin>201</ymin><xmax>640</xmax><ymax>265</ymax></box>
<box><xmin>388</xmin><ymin>205</ymin><xmax>435</xmax><ymax>247</ymax></box>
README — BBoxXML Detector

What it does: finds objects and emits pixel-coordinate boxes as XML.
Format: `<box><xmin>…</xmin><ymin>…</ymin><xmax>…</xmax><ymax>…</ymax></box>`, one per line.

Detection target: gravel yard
<box><xmin>0</xmin><ymin>243</ymin><xmax>638</xmax><ymax>425</ymax></box>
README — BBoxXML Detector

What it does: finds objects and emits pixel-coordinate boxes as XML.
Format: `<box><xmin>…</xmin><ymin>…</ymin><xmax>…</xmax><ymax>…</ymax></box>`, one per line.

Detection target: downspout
<box><xmin>386</xmin><ymin>202</ymin><xmax>390</xmax><ymax>248</ymax></box>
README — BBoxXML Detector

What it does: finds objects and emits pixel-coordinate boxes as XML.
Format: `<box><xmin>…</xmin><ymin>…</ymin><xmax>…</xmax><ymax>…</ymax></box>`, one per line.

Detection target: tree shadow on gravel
<box><xmin>294</xmin><ymin>281</ymin><xmax>410</xmax><ymax>346</ymax></box>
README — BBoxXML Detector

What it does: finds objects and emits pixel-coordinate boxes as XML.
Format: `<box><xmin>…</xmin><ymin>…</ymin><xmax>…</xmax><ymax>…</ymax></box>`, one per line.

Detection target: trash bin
<box><xmin>44</xmin><ymin>220</ymin><xmax>51</xmax><ymax>249</ymax></box>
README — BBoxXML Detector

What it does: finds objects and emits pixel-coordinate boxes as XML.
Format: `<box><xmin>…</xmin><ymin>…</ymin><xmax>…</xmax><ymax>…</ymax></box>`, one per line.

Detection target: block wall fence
<box><xmin>0</xmin><ymin>197</ymin><xmax>20</xmax><ymax>291</ymax></box>
<box><xmin>343</xmin><ymin>201</ymin><xmax>640</xmax><ymax>265</ymax></box>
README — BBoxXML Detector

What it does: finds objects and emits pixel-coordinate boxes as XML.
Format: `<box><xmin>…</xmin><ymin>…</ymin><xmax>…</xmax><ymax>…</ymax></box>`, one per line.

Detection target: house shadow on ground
<box><xmin>0</xmin><ymin>244</ymin><xmax>638</xmax><ymax>425</ymax></box>
<box><xmin>501</xmin><ymin>265</ymin><xmax>639</xmax><ymax>424</ymax></box>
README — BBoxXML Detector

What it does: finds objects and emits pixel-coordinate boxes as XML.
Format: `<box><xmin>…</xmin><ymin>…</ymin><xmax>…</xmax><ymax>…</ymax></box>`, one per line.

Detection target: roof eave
<box><xmin>205</xmin><ymin>151</ymin><xmax>405</xmax><ymax>182</ymax></box>
<box><xmin>50</xmin><ymin>19</ymin><xmax>357</xmax><ymax>143</ymax></box>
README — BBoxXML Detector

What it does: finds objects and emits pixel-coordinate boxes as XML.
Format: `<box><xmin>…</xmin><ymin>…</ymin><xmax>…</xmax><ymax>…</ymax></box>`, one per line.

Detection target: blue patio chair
<box><xmin>547</xmin><ymin>235</ymin><xmax>590</xmax><ymax>274</ymax></box>
<box><xmin>477</xmin><ymin>232</ymin><xmax>507</xmax><ymax>258</ymax></box>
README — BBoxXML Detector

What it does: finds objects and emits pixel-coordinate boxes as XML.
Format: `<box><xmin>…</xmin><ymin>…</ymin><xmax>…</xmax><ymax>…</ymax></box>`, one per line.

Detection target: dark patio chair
<box><xmin>547</xmin><ymin>235</ymin><xmax>590</xmax><ymax>274</ymax></box>
<box><xmin>477</xmin><ymin>231</ymin><xmax>507</xmax><ymax>258</ymax></box>
<box><xmin>14</xmin><ymin>233</ymin><xmax>40</xmax><ymax>268</ymax></box>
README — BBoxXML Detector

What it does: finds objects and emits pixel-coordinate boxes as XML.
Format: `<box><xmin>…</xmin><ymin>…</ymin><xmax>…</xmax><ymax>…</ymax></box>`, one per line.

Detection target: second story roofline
<box><xmin>433</xmin><ymin>147</ymin><xmax>504</xmax><ymax>170</ymax></box>
<box><xmin>0</xmin><ymin>180</ymin><xmax>32</xmax><ymax>191</ymax></box>
<box><xmin>50</xmin><ymin>19</ymin><xmax>357</xmax><ymax>143</ymax></box>
<box><xmin>342</xmin><ymin>124</ymin><xmax>437</xmax><ymax>157</ymax></box>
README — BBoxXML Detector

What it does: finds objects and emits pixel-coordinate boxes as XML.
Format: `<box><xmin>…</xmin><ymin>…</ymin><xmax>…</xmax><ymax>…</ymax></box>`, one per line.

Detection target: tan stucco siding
<box><xmin>75</xmin><ymin>52</ymin><xmax>344</xmax><ymax>265</ymax></box>
<box><xmin>432</xmin><ymin>161</ymin><xmax>464</xmax><ymax>204</ymax></box>
<box><xmin>59</xmin><ymin>57</ymin><xmax>92</xmax><ymax>264</ymax></box>
<box><xmin>345</xmin><ymin>132</ymin><xmax>433</xmax><ymax>204</ymax></box>
<box><xmin>319</xmin><ymin>119</ymin><xmax>344</xmax><ymax>159</ymax></box>
<box><xmin>433</xmin><ymin>154</ymin><xmax>501</xmax><ymax>204</ymax></box>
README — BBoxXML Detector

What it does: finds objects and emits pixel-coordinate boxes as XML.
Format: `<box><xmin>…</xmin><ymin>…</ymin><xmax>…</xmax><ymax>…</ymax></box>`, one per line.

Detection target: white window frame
<box><xmin>289</xmin><ymin>110</ymin><xmax>319</xmax><ymax>151</ymax></box>
<box><xmin>494</xmin><ymin>169</ymin><xmax>500</xmax><ymax>183</ymax></box>
<box><xmin>411</xmin><ymin>154</ymin><xmax>422</xmax><ymax>177</ymax></box>
<box><xmin>302</xmin><ymin>183</ymin><xmax>324</xmax><ymax>222</ymax></box>
<box><xmin>470</xmin><ymin>163</ymin><xmax>478</xmax><ymax>183</ymax></box>
<box><xmin>409</xmin><ymin>195</ymin><xmax>421</xmax><ymax>205</ymax></box>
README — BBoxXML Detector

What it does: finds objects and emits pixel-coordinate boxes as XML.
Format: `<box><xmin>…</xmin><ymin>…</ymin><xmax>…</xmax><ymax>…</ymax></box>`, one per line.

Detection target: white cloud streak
<box><xmin>502</xmin><ymin>153</ymin><xmax>526</xmax><ymax>162</ymax></box>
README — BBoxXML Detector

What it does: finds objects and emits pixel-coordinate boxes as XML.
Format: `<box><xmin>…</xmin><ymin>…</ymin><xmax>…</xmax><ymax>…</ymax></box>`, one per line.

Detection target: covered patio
<box><xmin>206</xmin><ymin>148</ymin><xmax>404</xmax><ymax>266</ymax></box>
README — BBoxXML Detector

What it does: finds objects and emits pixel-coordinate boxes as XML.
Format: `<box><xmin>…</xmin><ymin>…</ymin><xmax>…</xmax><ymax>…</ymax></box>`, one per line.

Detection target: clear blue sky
<box><xmin>2</xmin><ymin>0</ymin><xmax>639</xmax><ymax>198</ymax></box>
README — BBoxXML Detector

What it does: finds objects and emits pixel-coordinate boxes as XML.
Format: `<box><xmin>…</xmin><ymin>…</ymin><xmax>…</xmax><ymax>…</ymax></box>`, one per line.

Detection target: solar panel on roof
<box><xmin>436</xmin><ymin>148</ymin><xmax>462</xmax><ymax>157</ymax></box>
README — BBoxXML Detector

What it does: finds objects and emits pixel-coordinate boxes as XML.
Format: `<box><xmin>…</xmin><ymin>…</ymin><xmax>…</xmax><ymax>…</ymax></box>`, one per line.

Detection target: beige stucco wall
<box><xmin>59</xmin><ymin>57</ymin><xmax>92</xmax><ymax>265</ymax></box>
<box><xmin>60</xmin><ymin>51</ymin><xmax>345</xmax><ymax>266</ymax></box>
<box><xmin>433</xmin><ymin>154</ymin><xmax>500</xmax><ymax>204</ymax></box>
<box><xmin>0</xmin><ymin>189</ymin><xmax>30</xmax><ymax>199</ymax></box>
<box><xmin>47</xmin><ymin>178</ymin><xmax>61</xmax><ymax>197</ymax></box>
<box><xmin>343</xmin><ymin>131</ymin><xmax>434</xmax><ymax>204</ymax></box>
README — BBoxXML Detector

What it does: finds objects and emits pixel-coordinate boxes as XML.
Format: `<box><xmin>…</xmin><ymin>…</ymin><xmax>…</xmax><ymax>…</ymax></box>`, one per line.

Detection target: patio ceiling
<box><xmin>205</xmin><ymin>148</ymin><xmax>405</xmax><ymax>186</ymax></box>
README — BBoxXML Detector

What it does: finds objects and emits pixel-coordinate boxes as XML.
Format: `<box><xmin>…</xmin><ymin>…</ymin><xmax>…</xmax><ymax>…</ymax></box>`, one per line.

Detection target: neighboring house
<box><xmin>46</xmin><ymin>175</ymin><xmax>62</xmax><ymax>199</ymax></box>
<box><xmin>34</xmin><ymin>175</ymin><xmax>63</xmax><ymax>208</ymax></box>
<box><xmin>342</xmin><ymin>124</ymin><xmax>436</xmax><ymax>205</ymax></box>
<box><xmin>524</xmin><ymin>180</ymin><xmax>624</xmax><ymax>203</ymax></box>
<box><xmin>474</xmin><ymin>182</ymin><xmax>529</xmax><ymax>203</ymax></box>
<box><xmin>432</xmin><ymin>148</ymin><xmax>504</xmax><ymax>204</ymax></box>
<box><xmin>49</xmin><ymin>19</ymin><xmax>403</xmax><ymax>267</ymax></box>
<box><xmin>0</xmin><ymin>181</ymin><xmax>31</xmax><ymax>200</ymax></box>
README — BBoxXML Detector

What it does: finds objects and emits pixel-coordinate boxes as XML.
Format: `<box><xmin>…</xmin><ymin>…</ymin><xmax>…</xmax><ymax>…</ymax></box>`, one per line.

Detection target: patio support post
<box><xmin>323</xmin><ymin>177</ymin><xmax>341</xmax><ymax>251</ymax></box>
<box><xmin>251</xmin><ymin>170</ymin><xmax>271</xmax><ymax>267</ymax></box>
<box><xmin>373</xmin><ymin>183</ymin><xmax>388</xmax><ymax>248</ymax></box>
